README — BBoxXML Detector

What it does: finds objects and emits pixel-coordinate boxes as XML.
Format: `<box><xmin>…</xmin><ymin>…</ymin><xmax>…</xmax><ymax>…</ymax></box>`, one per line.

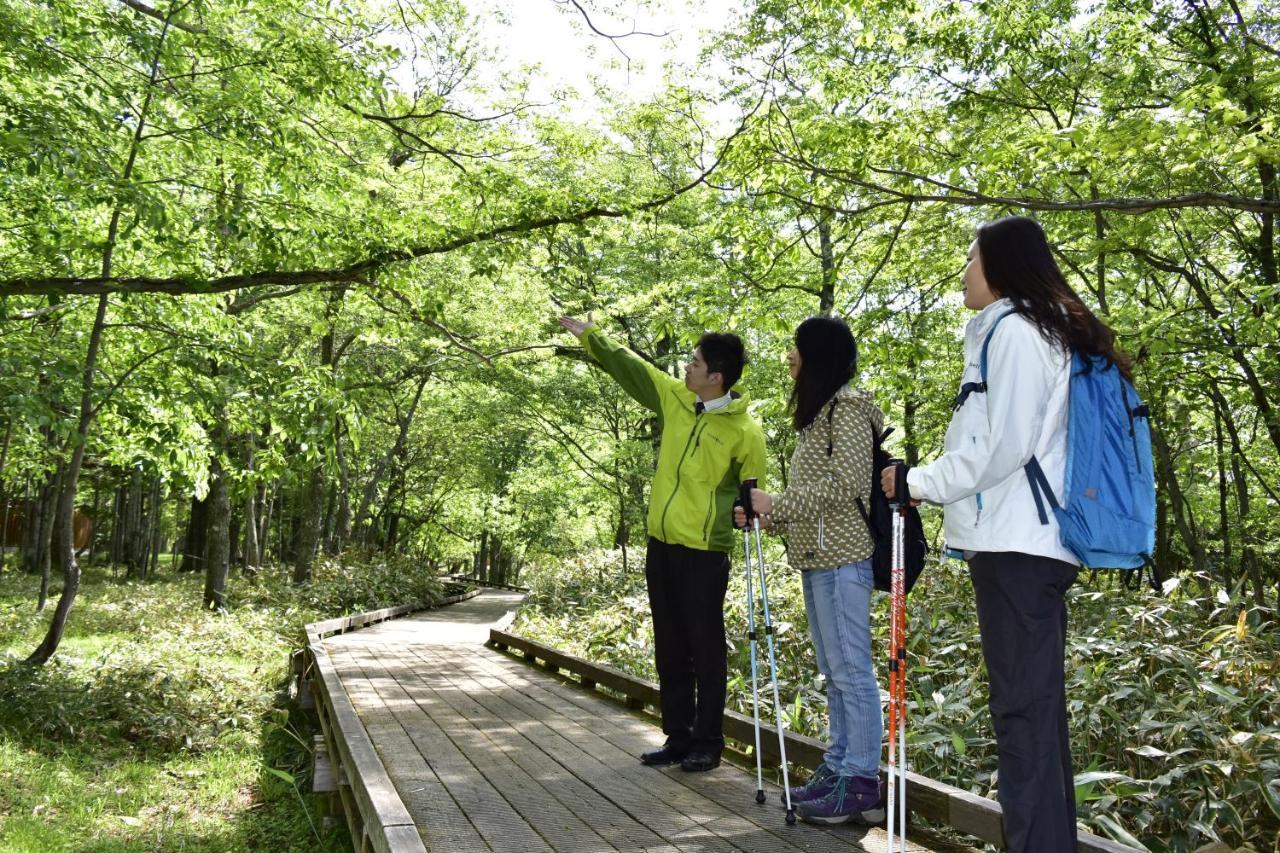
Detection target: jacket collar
<box><xmin>965</xmin><ymin>297</ymin><xmax>1015</xmax><ymax>343</ymax></box>
<box><xmin>687</xmin><ymin>388</ymin><xmax>750</xmax><ymax>414</ymax></box>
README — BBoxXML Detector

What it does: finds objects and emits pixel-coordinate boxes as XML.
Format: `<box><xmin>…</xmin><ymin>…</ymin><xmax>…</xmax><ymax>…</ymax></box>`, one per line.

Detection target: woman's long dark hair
<box><xmin>789</xmin><ymin>316</ymin><xmax>857</xmax><ymax>431</ymax></box>
<box><xmin>976</xmin><ymin>216</ymin><xmax>1132</xmax><ymax>379</ymax></box>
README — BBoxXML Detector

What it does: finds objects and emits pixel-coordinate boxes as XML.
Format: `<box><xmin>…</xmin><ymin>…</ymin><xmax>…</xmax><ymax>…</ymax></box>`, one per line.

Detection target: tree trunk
<box><xmin>27</xmin><ymin>4</ymin><xmax>174</xmax><ymax>666</ymax></box>
<box><xmin>124</xmin><ymin>467</ymin><xmax>147</xmax><ymax>579</ymax></box>
<box><xmin>86</xmin><ymin>474</ymin><xmax>104</xmax><ymax>566</ymax></box>
<box><xmin>257</xmin><ymin>483</ymin><xmax>273</xmax><ymax>565</ymax></box>
<box><xmin>179</xmin><ymin>494</ymin><xmax>208</xmax><ymax>573</ymax></box>
<box><xmin>203</xmin><ymin>450</ymin><xmax>231</xmax><ymax>609</ymax></box>
<box><xmin>1150</xmin><ymin>418</ymin><xmax>1211</xmax><ymax>581</ymax></box>
<box><xmin>243</xmin><ymin>441</ymin><xmax>259</xmax><ymax>572</ymax></box>
<box><xmin>26</xmin><ymin>298</ymin><xmax>107</xmax><ymax>662</ymax></box>
<box><xmin>293</xmin><ymin>466</ymin><xmax>325</xmax><ymax>584</ymax></box>
<box><xmin>293</xmin><ymin>287</ymin><xmax>344</xmax><ymax>580</ymax></box>
<box><xmin>147</xmin><ymin>480</ymin><xmax>162</xmax><ymax>576</ymax></box>
<box><xmin>1207</xmin><ymin>384</ymin><xmax>1270</xmax><ymax>607</ymax></box>
<box><xmin>817</xmin><ymin>218</ymin><xmax>836</xmax><ymax>315</ymax></box>
<box><xmin>108</xmin><ymin>483</ymin><xmax>123</xmax><ymax>574</ymax></box>
<box><xmin>22</xmin><ymin>475</ymin><xmax>55</xmax><ymax>578</ymax></box>
<box><xmin>1213</xmin><ymin>406</ymin><xmax>1231</xmax><ymax>589</ymax></box>
<box><xmin>330</xmin><ymin>420</ymin><xmax>352</xmax><ymax>554</ymax></box>
<box><xmin>34</xmin><ymin>466</ymin><xmax>63</xmax><ymax>611</ymax></box>
<box><xmin>354</xmin><ymin>373</ymin><xmax>430</xmax><ymax>544</ymax></box>
<box><xmin>474</xmin><ymin>530</ymin><xmax>489</xmax><ymax>582</ymax></box>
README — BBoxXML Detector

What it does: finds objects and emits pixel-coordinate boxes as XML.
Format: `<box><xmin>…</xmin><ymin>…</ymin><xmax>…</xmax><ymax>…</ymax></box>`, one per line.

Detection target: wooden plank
<box><xmin>447</xmin><ymin>643</ymin><xmax>919</xmax><ymax>853</ymax></box>
<box><xmin>305</xmin><ymin>589</ymin><xmax>483</xmax><ymax>644</ymax></box>
<box><xmin>400</xmin><ymin>645</ymin><xmax>754</xmax><ymax>853</ymax></box>
<box><xmin>946</xmin><ymin>785</ymin><xmax>1004</xmax><ymax>844</ymax></box>
<box><xmin>379</xmin><ymin>643</ymin><xmax>668</xmax><ymax>853</ymax></box>
<box><xmin>310</xmin><ymin>643</ymin><xmax>423</xmax><ymax>853</ymax></box>
<box><xmin>488</xmin><ymin>628</ymin><xmax>1141</xmax><ymax>853</ymax></box>
<box><xmin>333</xmin><ymin>658</ymin><xmax>491</xmax><ymax>853</ymax></box>
<box><xmin>382</xmin><ymin>825</ymin><xmax>427</xmax><ymax>851</ymax></box>
<box><xmin>341</xmin><ymin>644</ymin><xmax>565</xmax><ymax>852</ymax></box>
<box><xmin>489</xmin><ymin>630</ymin><xmax>662</xmax><ymax>707</ymax></box>
<box><xmin>375</xmin><ymin>647</ymin><xmax>593</xmax><ymax>850</ymax></box>
<box><xmin>313</xmin><ymin>734</ymin><xmax>337</xmax><ymax>793</ymax></box>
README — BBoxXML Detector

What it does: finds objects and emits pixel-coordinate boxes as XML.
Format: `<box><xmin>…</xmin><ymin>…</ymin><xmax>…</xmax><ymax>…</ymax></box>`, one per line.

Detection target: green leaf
<box><xmin>1261</xmin><ymin>781</ymin><xmax>1280</xmax><ymax>823</ymax></box>
<box><xmin>265</xmin><ymin>766</ymin><xmax>296</xmax><ymax>786</ymax></box>
<box><xmin>1074</xmin><ymin>770</ymin><xmax>1132</xmax><ymax>786</ymax></box>
<box><xmin>1092</xmin><ymin>814</ymin><xmax>1150</xmax><ymax>851</ymax></box>
<box><xmin>1198</xmin><ymin>680</ymin><xmax>1242</xmax><ymax>704</ymax></box>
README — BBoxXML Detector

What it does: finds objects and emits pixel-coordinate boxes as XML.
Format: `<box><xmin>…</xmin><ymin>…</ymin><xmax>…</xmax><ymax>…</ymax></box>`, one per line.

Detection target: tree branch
<box><xmin>2</xmin><ymin>99</ymin><xmax>760</xmax><ymax>297</ymax></box>
<box><xmin>114</xmin><ymin>0</ymin><xmax>206</xmax><ymax>34</ymax></box>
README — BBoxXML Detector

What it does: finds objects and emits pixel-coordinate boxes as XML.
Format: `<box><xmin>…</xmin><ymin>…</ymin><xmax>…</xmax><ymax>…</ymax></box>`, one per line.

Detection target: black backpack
<box><xmin>825</xmin><ymin>401</ymin><xmax>928</xmax><ymax>594</ymax></box>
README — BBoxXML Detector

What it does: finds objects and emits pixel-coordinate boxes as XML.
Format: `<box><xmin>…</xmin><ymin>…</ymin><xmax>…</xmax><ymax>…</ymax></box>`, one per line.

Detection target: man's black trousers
<box><xmin>969</xmin><ymin>551</ymin><xmax>1079</xmax><ymax>853</ymax></box>
<box><xmin>645</xmin><ymin>537</ymin><xmax>731</xmax><ymax>756</ymax></box>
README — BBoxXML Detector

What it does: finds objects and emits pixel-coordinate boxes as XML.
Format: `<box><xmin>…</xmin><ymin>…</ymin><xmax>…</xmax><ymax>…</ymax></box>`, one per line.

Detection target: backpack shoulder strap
<box><xmin>979</xmin><ymin>309</ymin><xmax>1018</xmax><ymax>384</ymax></box>
<box><xmin>853</xmin><ymin>418</ymin><xmax>894</xmax><ymax>529</ymax></box>
<box><xmin>825</xmin><ymin>398</ymin><xmax>839</xmax><ymax>457</ymax></box>
<box><xmin>954</xmin><ymin>309</ymin><xmax>1017</xmax><ymax>410</ymax></box>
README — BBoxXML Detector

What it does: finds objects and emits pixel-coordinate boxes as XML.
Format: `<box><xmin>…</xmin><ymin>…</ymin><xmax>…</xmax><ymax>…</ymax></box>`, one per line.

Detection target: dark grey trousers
<box><xmin>645</xmin><ymin>537</ymin><xmax>731</xmax><ymax>756</ymax></box>
<box><xmin>969</xmin><ymin>551</ymin><xmax>1079</xmax><ymax>853</ymax></box>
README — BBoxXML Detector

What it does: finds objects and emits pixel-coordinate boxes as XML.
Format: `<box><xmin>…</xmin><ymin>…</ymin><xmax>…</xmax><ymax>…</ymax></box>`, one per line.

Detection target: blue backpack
<box><xmin>978</xmin><ymin>311</ymin><xmax>1157</xmax><ymax>587</ymax></box>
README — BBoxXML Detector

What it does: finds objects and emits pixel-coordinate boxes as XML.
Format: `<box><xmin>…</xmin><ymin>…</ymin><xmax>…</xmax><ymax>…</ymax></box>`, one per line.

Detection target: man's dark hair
<box><xmin>696</xmin><ymin>332</ymin><xmax>746</xmax><ymax>390</ymax></box>
<box><xmin>788</xmin><ymin>316</ymin><xmax>856</xmax><ymax>431</ymax></box>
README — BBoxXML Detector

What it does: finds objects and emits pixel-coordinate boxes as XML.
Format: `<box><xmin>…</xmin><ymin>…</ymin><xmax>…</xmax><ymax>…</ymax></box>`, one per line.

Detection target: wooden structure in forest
<box><xmin>300</xmin><ymin>589</ymin><xmax>1141</xmax><ymax>853</ymax></box>
<box><xmin>0</xmin><ymin>503</ymin><xmax>93</xmax><ymax>550</ymax></box>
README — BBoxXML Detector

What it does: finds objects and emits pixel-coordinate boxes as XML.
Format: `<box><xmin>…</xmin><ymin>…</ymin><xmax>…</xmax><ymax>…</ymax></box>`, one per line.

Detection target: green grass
<box><xmin>0</xmin><ymin>554</ymin><xmax>445</xmax><ymax>852</ymax></box>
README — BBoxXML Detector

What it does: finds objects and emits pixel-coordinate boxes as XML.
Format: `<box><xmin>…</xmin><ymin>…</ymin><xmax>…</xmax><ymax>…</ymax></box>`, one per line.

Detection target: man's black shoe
<box><xmin>679</xmin><ymin>752</ymin><xmax>721</xmax><ymax>772</ymax></box>
<box><xmin>640</xmin><ymin>746</ymin><xmax>687</xmax><ymax>766</ymax></box>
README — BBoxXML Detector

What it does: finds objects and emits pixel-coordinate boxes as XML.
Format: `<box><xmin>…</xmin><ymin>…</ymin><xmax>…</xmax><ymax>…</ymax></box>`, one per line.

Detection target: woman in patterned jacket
<box><xmin>735</xmin><ymin>315</ymin><xmax>886</xmax><ymax>825</ymax></box>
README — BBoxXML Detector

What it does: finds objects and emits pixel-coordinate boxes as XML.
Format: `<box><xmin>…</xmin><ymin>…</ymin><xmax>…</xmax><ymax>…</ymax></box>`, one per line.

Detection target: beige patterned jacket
<box><xmin>769</xmin><ymin>385</ymin><xmax>884</xmax><ymax>571</ymax></box>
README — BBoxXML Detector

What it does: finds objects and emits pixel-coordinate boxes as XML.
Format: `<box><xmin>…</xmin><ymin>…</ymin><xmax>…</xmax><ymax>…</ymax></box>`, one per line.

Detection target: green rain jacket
<box><xmin>579</xmin><ymin>326</ymin><xmax>767</xmax><ymax>554</ymax></box>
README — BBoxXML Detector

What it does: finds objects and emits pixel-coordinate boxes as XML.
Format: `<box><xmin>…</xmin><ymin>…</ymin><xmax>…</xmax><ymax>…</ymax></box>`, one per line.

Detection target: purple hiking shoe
<box><xmin>795</xmin><ymin>774</ymin><xmax>886</xmax><ymax>825</ymax></box>
<box><xmin>780</xmin><ymin>762</ymin><xmax>838</xmax><ymax>805</ymax></box>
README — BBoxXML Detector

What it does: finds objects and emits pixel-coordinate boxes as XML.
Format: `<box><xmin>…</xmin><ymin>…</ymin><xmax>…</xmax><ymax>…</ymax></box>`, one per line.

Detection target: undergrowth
<box><xmin>514</xmin><ymin>547</ymin><xmax>1280</xmax><ymax>852</ymax></box>
<box><xmin>0</xmin><ymin>550</ymin><xmax>445</xmax><ymax>851</ymax></box>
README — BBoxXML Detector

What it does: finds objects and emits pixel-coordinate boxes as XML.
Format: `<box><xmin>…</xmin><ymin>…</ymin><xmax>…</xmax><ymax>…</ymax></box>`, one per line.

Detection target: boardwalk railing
<box><xmin>487</xmin><ymin>628</ymin><xmax>1139</xmax><ymax>853</ymax></box>
<box><xmin>297</xmin><ymin>590</ymin><xmax>480</xmax><ymax>853</ymax></box>
<box><xmin>442</xmin><ymin>572</ymin><xmax>529</xmax><ymax>592</ymax></box>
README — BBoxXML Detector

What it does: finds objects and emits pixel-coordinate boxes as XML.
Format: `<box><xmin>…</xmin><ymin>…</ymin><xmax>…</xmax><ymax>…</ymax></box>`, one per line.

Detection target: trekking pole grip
<box><xmin>888</xmin><ymin>459</ymin><xmax>909</xmax><ymax>509</ymax></box>
<box><xmin>739</xmin><ymin>478</ymin><xmax>758</xmax><ymax>521</ymax></box>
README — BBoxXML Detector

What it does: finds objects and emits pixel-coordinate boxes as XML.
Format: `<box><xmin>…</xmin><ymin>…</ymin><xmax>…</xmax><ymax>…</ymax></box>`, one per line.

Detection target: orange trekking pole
<box><xmin>885</xmin><ymin>461</ymin><xmax>909</xmax><ymax>852</ymax></box>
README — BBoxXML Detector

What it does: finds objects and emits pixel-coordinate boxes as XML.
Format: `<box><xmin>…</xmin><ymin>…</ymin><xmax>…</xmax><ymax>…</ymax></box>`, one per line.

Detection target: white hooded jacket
<box><xmin>906</xmin><ymin>298</ymin><xmax>1079</xmax><ymax>566</ymax></box>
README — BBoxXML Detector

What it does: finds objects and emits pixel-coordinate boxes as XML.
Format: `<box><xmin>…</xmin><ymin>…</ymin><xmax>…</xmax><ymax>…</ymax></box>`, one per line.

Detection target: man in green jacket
<box><xmin>559</xmin><ymin>315</ymin><xmax>767</xmax><ymax>772</ymax></box>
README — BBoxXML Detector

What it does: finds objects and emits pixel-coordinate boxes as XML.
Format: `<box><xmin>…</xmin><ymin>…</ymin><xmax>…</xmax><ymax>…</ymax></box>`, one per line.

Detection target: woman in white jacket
<box><xmin>881</xmin><ymin>217</ymin><xmax>1133</xmax><ymax>852</ymax></box>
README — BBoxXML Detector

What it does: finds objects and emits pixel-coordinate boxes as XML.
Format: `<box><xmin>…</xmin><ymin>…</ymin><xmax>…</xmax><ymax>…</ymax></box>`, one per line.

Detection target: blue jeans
<box><xmin>802</xmin><ymin>559</ymin><xmax>882</xmax><ymax>778</ymax></box>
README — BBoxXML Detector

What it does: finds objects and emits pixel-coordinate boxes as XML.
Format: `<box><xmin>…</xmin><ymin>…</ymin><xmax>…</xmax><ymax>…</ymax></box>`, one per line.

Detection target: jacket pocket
<box><xmin>701</xmin><ymin>495</ymin><xmax>715</xmax><ymax>542</ymax></box>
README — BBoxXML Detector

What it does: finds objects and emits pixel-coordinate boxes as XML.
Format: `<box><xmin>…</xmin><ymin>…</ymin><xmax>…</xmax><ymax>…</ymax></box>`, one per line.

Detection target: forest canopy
<box><xmin>2</xmin><ymin>0</ymin><xmax>1279</xmax><ymax>848</ymax></box>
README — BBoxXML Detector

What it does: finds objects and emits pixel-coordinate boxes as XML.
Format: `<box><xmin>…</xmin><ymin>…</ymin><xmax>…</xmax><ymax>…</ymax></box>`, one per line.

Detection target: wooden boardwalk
<box><xmin>322</xmin><ymin>590</ymin><xmax>942</xmax><ymax>853</ymax></box>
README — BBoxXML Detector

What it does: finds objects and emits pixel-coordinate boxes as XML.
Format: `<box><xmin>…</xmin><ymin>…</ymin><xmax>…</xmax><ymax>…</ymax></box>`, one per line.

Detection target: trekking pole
<box><xmin>742</xmin><ymin>478</ymin><xmax>797</xmax><ymax>826</ymax></box>
<box><xmin>886</xmin><ymin>461</ymin><xmax>909</xmax><ymax>853</ymax></box>
<box><xmin>734</xmin><ymin>495</ymin><xmax>767</xmax><ymax>806</ymax></box>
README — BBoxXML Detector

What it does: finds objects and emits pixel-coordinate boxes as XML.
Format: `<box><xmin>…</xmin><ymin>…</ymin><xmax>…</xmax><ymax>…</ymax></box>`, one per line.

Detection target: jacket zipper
<box><xmin>659</xmin><ymin>413</ymin><xmax>707</xmax><ymax>542</ymax></box>
<box><xmin>817</xmin><ymin>514</ymin><xmax>825</xmax><ymax>549</ymax></box>
<box><xmin>971</xmin><ymin>435</ymin><xmax>982</xmax><ymax>526</ymax></box>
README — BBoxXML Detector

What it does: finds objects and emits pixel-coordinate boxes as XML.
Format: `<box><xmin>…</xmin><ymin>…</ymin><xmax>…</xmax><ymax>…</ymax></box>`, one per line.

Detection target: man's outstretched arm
<box><xmin>559</xmin><ymin>314</ymin><xmax>677</xmax><ymax>414</ymax></box>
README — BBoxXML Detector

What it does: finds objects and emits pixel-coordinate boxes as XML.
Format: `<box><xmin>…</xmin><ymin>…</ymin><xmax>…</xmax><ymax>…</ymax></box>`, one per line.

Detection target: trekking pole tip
<box><xmin>785</xmin><ymin>808</ymin><xmax>796</xmax><ymax>826</ymax></box>
<box><xmin>755</xmin><ymin>789</ymin><xmax>765</xmax><ymax>804</ymax></box>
